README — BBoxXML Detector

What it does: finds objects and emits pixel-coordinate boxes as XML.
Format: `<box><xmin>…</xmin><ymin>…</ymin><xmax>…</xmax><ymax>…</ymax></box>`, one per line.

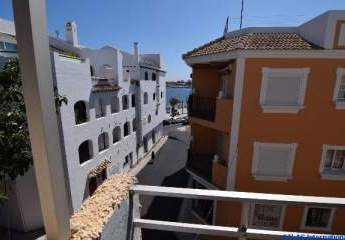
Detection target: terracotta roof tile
<box><xmin>183</xmin><ymin>32</ymin><xmax>320</xmax><ymax>59</ymax></box>
<box><xmin>92</xmin><ymin>78</ymin><xmax>121</xmax><ymax>93</ymax></box>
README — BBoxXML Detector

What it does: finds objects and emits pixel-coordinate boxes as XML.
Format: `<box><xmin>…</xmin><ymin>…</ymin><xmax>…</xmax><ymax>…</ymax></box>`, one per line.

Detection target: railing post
<box><xmin>129</xmin><ymin>191</ymin><xmax>142</xmax><ymax>240</ymax></box>
<box><xmin>239</xmin><ymin>201</ymin><xmax>250</xmax><ymax>240</ymax></box>
<box><xmin>12</xmin><ymin>0</ymin><xmax>71</xmax><ymax>239</ymax></box>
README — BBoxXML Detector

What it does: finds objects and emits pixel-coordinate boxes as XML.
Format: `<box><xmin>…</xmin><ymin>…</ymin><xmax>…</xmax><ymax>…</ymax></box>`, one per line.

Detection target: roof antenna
<box><xmin>240</xmin><ymin>0</ymin><xmax>244</xmax><ymax>29</ymax></box>
<box><xmin>223</xmin><ymin>17</ymin><xmax>229</xmax><ymax>35</ymax></box>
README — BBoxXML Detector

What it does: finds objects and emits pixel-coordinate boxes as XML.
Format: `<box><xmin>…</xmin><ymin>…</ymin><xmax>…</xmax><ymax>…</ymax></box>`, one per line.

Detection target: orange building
<box><xmin>183</xmin><ymin>11</ymin><xmax>345</xmax><ymax>237</ymax></box>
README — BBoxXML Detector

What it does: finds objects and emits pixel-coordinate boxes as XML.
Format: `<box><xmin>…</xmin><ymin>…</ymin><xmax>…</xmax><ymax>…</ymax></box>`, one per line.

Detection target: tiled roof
<box><xmin>92</xmin><ymin>78</ymin><xmax>121</xmax><ymax>93</ymax></box>
<box><xmin>183</xmin><ymin>32</ymin><xmax>320</xmax><ymax>59</ymax></box>
<box><xmin>88</xmin><ymin>159</ymin><xmax>111</xmax><ymax>178</ymax></box>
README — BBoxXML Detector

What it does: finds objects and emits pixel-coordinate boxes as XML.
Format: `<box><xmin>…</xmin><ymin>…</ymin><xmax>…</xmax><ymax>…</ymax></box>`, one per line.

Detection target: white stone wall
<box><xmin>53</xmin><ymin>53</ymin><xmax>137</xmax><ymax>211</ymax></box>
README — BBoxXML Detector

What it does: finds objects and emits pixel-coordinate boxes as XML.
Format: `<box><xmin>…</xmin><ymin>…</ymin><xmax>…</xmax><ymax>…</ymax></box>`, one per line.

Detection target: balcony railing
<box><xmin>190</xmin><ymin>95</ymin><xmax>216</xmax><ymax>121</ymax></box>
<box><xmin>131</xmin><ymin>185</ymin><xmax>345</xmax><ymax>239</ymax></box>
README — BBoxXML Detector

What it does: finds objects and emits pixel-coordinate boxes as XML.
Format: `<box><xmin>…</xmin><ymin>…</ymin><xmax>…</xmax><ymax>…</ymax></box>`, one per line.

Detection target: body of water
<box><xmin>166</xmin><ymin>87</ymin><xmax>191</xmax><ymax>104</ymax></box>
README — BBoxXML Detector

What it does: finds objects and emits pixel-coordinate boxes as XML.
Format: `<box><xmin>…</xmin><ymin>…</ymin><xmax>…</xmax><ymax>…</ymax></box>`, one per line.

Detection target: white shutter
<box><xmin>338</xmin><ymin>23</ymin><xmax>345</xmax><ymax>46</ymax></box>
<box><xmin>252</xmin><ymin>142</ymin><xmax>297</xmax><ymax>180</ymax></box>
<box><xmin>336</xmin><ymin>75</ymin><xmax>345</xmax><ymax>101</ymax></box>
<box><xmin>264</xmin><ymin>76</ymin><xmax>301</xmax><ymax>105</ymax></box>
<box><xmin>260</xmin><ymin>68</ymin><xmax>309</xmax><ymax>113</ymax></box>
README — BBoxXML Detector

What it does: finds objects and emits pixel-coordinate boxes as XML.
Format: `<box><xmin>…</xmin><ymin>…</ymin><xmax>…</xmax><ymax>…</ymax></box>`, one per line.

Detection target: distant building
<box><xmin>0</xmin><ymin>18</ymin><xmax>17</xmax><ymax>67</ymax></box>
<box><xmin>0</xmin><ymin>19</ymin><xmax>166</xmax><ymax>232</ymax></box>
<box><xmin>184</xmin><ymin>10</ymin><xmax>345</xmax><ymax>234</ymax></box>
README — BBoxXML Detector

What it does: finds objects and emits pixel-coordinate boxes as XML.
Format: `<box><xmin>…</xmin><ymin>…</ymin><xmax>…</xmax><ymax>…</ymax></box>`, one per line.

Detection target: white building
<box><xmin>0</xmin><ymin>19</ymin><xmax>166</xmax><ymax>231</ymax></box>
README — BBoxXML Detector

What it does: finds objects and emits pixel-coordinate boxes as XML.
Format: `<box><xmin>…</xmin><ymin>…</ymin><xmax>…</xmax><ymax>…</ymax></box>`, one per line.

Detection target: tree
<box><xmin>0</xmin><ymin>58</ymin><xmax>67</xmax><ymax>204</ymax></box>
<box><xmin>169</xmin><ymin>97</ymin><xmax>180</xmax><ymax>117</ymax></box>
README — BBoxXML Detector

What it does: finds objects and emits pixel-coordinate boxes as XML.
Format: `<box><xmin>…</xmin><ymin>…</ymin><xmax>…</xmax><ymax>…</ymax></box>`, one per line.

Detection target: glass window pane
<box><xmin>332</xmin><ymin>150</ymin><xmax>345</xmax><ymax>169</ymax></box>
<box><xmin>324</xmin><ymin>150</ymin><xmax>334</xmax><ymax>169</ymax></box>
<box><xmin>4</xmin><ymin>42</ymin><xmax>17</xmax><ymax>51</ymax></box>
<box><xmin>251</xmin><ymin>204</ymin><xmax>282</xmax><ymax>228</ymax></box>
<box><xmin>305</xmin><ymin>208</ymin><xmax>331</xmax><ymax>228</ymax></box>
<box><xmin>0</xmin><ymin>41</ymin><xmax>5</xmax><ymax>50</ymax></box>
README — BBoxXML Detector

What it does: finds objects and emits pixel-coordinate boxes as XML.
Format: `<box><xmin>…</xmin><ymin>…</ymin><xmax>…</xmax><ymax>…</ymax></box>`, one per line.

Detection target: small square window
<box><xmin>252</xmin><ymin>142</ymin><xmax>297</xmax><ymax>181</ymax></box>
<box><xmin>333</xmin><ymin>68</ymin><xmax>345</xmax><ymax>109</ymax></box>
<box><xmin>320</xmin><ymin>145</ymin><xmax>345</xmax><ymax>179</ymax></box>
<box><xmin>302</xmin><ymin>207</ymin><xmax>334</xmax><ymax>230</ymax></box>
<box><xmin>337</xmin><ymin>23</ymin><xmax>345</xmax><ymax>47</ymax></box>
<box><xmin>250</xmin><ymin>204</ymin><xmax>284</xmax><ymax>229</ymax></box>
<box><xmin>260</xmin><ymin>68</ymin><xmax>309</xmax><ymax>113</ymax></box>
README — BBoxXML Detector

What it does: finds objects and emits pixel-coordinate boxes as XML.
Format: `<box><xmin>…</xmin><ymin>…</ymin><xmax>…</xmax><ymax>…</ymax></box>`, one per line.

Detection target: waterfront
<box><xmin>166</xmin><ymin>87</ymin><xmax>191</xmax><ymax>104</ymax></box>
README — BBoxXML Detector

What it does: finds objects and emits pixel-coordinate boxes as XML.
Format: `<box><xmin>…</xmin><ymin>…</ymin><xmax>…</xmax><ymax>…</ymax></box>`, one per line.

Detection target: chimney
<box><xmin>65</xmin><ymin>21</ymin><xmax>79</xmax><ymax>47</ymax></box>
<box><xmin>133</xmin><ymin>42</ymin><xmax>139</xmax><ymax>63</ymax></box>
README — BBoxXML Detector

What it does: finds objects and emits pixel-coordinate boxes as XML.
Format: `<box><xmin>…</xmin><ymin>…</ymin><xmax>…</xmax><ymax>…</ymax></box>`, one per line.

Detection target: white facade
<box><xmin>0</xmin><ymin>19</ymin><xmax>167</xmax><ymax>230</ymax></box>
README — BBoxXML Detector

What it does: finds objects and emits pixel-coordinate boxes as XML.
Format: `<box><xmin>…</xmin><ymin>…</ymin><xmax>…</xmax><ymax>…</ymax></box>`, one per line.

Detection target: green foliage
<box><xmin>0</xmin><ymin>192</ymin><xmax>7</xmax><ymax>206</ymax></box>
<box><xmin>169</xmin><ymin>97</ymin><xmax>180</xmax><ymax>117</ymax></box>
<box><xmin>0</xmin><ymin>59</ymin><xmax>68</xmax><ymax>203</ymax></box>
<box><xmin>0</xmin><ymin>59</ymin><xmax>32</xmax><ymax>181</ymax></box>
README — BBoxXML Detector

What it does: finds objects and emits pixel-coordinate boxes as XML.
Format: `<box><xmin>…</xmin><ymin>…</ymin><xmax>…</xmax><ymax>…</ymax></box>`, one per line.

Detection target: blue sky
<box><xmin>1</xmin><ymin>0</ymin><xmax>345</xmax><ymax>80</ymax></box>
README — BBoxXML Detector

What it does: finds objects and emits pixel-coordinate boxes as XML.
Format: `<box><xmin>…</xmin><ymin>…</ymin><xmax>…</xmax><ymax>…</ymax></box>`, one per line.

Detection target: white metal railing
<box><xmin>131</xmin><ymin>185</ymin><xmax>345</xmax><ymax>239</ymax></box>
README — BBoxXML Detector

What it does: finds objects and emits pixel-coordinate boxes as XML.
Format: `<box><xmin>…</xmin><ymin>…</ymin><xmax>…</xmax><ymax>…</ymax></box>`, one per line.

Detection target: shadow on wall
<box><xmin>141</xmin><ymin>168</ymin><xmax>193</xmax><ymax>240</ymax></box>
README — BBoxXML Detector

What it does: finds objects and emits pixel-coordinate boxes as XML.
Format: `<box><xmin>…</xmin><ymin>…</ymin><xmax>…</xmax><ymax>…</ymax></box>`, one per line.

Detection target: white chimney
<box><xmin>133</xmin><ymin>42</ymin><xmax>139</xmax><ymax>63</ymax></box>
<box><xmin>65</xmin><ymin>21</ymin><xmax>79</xmax><ymax>47</ymax></box>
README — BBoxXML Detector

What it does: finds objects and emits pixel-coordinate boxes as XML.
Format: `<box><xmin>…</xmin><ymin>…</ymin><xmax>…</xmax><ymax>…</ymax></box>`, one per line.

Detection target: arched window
<box><xmin>132</xmin><ymin>118</ymin><xmax>136</xmax><ymax>132</ymax></box>
<box><xmin>152</xmin><ymin>72</ymin><xmax>156</xmax><ymax>81</ymax></box>
<box><xmin>122</xmin><ymin>95</ymin><xmax>129</xmax><ymax>110</ymax></box>
<box><xmin>90</xmin><ymin>65</ymin><xmax>95</xmax><ymax>77</ymax></box>
<box><xmin>153</xmin><ymin>93</ymin><xmax>156</xmax><ymax>100</ymax></box>
<box><xmin>152</xmin><ymin>130</ymin><xmax>156</xmax><ymax>143</ymax></box>
<box><xmin>111</xmin><ymin>96</ymin><xmax>120</xmax><ymax>113</ymax></box>
<box><xmin>95</xmin><ymin>98</ymin><xmax>105</xmax><ymax>118</ymax></box>
<box><xmin>148</xmin><ymin>114</ymin><xmax>151</xmax><ymax>123</ymax></box>
<box><xmin>124</xmin><ymin>122</ymin><xmax>130</xmax><ymax>137</ymax></box>
<box><xmin>144</xmin><ymin>71</ymin><xmax>148</xmax><ymax>80</ymax></box>
<box><xmin>79</xmin><ymin>140</ymin><xmax>93</xmax><ymax>164</ymax></box>
<box><xmin>74</xmin><ymin>101</ymin><xmax>88</xmax><ymax>124</ymax></box>
<box><xmin>144</xmin><ymin>92</ymin><xmax>148</xmax><ymax>104</ymax></box>
<box><xmin>98</xmin><ymin>132</ymin><xmax>109</xmax><ymax>152</ymax></box>
<box><xmin>113</xmin><ymin>126</ymin><xmax>121</xmax><ymax>143</ymax></box>
<box><xmin>131</xmin><ymin>94</ymin><xmax>136</xmax><ymax>107</ymax></box>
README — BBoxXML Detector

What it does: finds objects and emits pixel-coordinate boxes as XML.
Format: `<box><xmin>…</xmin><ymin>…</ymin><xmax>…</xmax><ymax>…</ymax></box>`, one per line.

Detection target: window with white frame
<box><xmin>252</xmin><ymin>142</ymin><xmax>297</xmax><ymax>181</ymax></box>
<box><xmin>338</xmin><ymin>23</ymin><xmax>345</xmax><ymax>47</ymax></box>
<box><xmin>249</xmin><ymin>203</ymin><xmax>284</xmax><ymax>229</ymax></box>
<box><xmin>260</xmin><ymin>68</ymin><xmax>309</xmax><ymax>113</ymax></box>
<box><xmin>320</xmin><ymin>145</ymin><xmax>345</xmax><ymax>179</ymax></box>
<box><xmin>302</xmin><ymin>207</ymin><xmax>334</xmax><ymax>230</ymax></box>
<box><xmin>333</xmin><ymin>68</ymin><xmax>345</xmax><ymax>109</ymax></box>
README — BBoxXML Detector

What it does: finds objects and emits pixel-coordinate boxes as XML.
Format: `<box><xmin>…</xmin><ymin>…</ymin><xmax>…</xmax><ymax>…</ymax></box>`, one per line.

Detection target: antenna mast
<box><xmin>240</xmin><ymin>0</ymin><xmax>244</xmax><ymax>29</ymax></box>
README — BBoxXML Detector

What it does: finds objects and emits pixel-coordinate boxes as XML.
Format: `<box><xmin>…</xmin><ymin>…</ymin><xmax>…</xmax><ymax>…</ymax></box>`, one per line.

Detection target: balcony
<box><xmin>191</xmin><ymin>95</ymin><xmax>233</xmax><ymax>133</ymax></box>
<box><xmin>133</xmin><ymin>185</ymin><xmax>345</xmax><ymax>239</ymax></box>
<box><xmin>186</xmin><ymin>150</ymin><xmax>214</xmax><ymax>182</ymax></box>
<box><xmin>190</xmin><ymin>95</ymin><xmax>216</xmax><ymax>121</ymax></box>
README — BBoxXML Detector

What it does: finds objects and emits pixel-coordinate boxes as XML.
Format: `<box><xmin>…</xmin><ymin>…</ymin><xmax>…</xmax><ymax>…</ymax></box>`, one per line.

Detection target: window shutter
<box><xmin>338</xmin><ymin>23</ymin><xmax>345</xmax><ymax>46</ymax></box>
<box><xmin>336</xmin><ymin>75</ymin><xmax>345</xmax><ymax>101</ymax></box>
<box><xmin>264</xmin><ymin>76</ymin><xmax>301</xmax><ymax>106</ymax></box>
<box><xmin>253</xmin><ymin>143</ymin><xmax>296</xmax><ymax>179</ymax></box>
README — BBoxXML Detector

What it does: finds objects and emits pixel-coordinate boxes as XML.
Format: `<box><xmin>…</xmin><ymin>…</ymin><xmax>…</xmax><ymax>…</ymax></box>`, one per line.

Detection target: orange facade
<box><xmin>190</xmin><ymin>57</ymin><xmax>345</xmax><ymax>235</ymax></box>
